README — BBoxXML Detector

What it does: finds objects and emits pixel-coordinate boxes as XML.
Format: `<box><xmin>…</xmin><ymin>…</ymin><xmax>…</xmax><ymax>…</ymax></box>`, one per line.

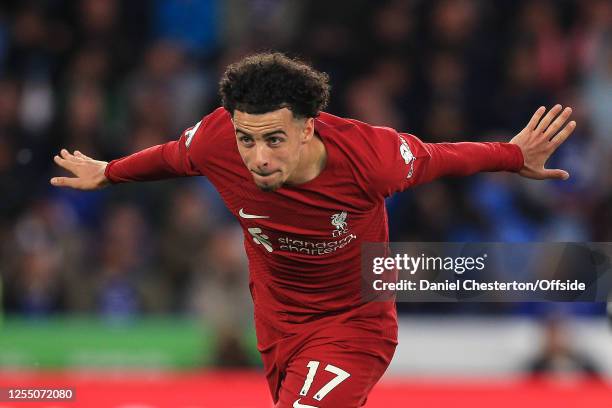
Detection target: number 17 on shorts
<box><xmin>295</xmin><ymin>360</ymin><xmax>351</xmax><ymax>406</ymax></box>
<box><xmin>274</xmin><ymin>342</ymin><xmax>394</xmax><ymax>408</ymax></box>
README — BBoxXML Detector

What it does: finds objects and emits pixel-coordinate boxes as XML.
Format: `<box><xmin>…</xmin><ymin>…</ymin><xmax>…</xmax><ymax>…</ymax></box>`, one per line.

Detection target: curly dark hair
<box><xmin>219</xmin><ymin>52</ymin><xmax>330</xmax><ymax>118</ymax></box>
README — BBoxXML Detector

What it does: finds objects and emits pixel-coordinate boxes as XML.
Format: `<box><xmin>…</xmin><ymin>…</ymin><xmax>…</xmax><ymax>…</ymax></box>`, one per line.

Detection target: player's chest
<box><xmin>216</xmin><ymin>179</ymin><xmax>374</xmax><ymax>254</ymax></box>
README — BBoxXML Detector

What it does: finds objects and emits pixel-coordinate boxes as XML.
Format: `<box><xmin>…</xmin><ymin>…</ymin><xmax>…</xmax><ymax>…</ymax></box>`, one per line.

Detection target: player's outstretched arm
<box><xmin>509</xmin><ymin>104</ymin><xmax>576</xmax><ymax>180</ymax></box>
<box><xmin>51</xmin><ymin>149</ymin><xmax>110</xmax><ymax>190</ymax></box>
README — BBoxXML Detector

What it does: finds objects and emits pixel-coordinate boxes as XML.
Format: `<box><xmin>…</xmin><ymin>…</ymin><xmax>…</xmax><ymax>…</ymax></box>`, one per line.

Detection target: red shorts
<box><xmin>273</xmin><ymin>338</ymin><xmax>396</xmax><ymax>407</ymax></box>
<box><xmin>258</xmin><ymin>304</ymin><xmax>398</xmax><ymax>408</ymax></box>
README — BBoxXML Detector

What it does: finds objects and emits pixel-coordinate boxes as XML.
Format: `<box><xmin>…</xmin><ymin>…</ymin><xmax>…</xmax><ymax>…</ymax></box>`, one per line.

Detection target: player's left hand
<box><xmin>510</xmin><ymin>104</ymin><xmax>576</xmax><ymax>180</ymax></box>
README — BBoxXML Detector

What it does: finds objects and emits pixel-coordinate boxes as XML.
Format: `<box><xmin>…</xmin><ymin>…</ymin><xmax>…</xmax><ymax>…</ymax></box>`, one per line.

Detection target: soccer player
<box><xmin>51</xmin><ymin>53</ymin><xmax>576</xmax><ymax>407</ymax></box>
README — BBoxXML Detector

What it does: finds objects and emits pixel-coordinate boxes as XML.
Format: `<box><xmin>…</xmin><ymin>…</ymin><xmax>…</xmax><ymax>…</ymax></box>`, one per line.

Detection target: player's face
<box><xmin>233</xmin><ymin>108</ymin><xmax>313</xmax><ymax>192</ymax></box>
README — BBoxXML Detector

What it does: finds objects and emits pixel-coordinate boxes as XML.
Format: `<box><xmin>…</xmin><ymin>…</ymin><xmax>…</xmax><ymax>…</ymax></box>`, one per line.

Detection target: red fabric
<box><xmin>274</xmin><ymin>337</ymin><xmax>396</xmax><ymax>407</ymax></box>
<box><xmin>104</xmin><ymin>108</ymin><xmax>524</xmax><ymax>404</ymax></box>
<box><xmin>105</xmin><ymin>109</ymin><xmax>524</xmax><ymax>190</ymax></box>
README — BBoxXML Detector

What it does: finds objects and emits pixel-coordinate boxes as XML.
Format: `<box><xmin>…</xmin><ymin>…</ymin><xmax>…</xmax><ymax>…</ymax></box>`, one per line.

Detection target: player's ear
<box><xmin>301</xmin><ymin>117</ymin><xmax>315</xmax><ymax>144</ymax></box>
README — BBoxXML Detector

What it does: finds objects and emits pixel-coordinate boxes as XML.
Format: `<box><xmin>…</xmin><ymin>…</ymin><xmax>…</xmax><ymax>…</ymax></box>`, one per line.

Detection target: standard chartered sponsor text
<box><xmin>372</xmin><ymin>279</ymin><xmax>586</xmax><ymax>292</ymax></box>
<box><xmin>279</xmin><ymin>234</ymin><xmax>357</xmax><ymax>255</ymax></box>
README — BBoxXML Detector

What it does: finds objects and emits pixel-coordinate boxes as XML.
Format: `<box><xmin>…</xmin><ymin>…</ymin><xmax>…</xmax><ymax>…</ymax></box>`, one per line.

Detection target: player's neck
<box><xmin>286</xmin><ymin>133</ymin><xmax>327</xmax><ymax>185</ymax></box>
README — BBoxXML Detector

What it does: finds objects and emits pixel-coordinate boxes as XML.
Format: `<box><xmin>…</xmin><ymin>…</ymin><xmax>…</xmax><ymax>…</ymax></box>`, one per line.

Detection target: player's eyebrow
<box><xmin>236</xmin><ymin>128</ymin><xmax>287</xmax><ymax>138</ymax></box>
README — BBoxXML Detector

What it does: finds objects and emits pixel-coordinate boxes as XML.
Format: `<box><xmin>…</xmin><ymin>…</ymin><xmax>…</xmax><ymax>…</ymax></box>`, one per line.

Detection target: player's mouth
<box><xmin>251</xmin><ymin>170</ymin><xmax>280</xmax><ymax>179</ymax></box>
<box><xmin>251</xmin><ymin>170</ymin><xmax>282</xmax><ymax>191</ymax></box>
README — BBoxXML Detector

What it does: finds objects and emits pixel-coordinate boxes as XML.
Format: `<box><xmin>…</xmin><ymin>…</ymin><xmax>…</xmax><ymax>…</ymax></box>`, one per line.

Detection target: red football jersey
<box><xmin>106</xmin><ymin>107</ymin><xmax>523</xmax><ymax>357</ymax></box>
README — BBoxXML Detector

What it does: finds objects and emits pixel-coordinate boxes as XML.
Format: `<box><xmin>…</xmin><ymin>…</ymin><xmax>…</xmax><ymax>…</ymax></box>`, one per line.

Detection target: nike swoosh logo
<box><xmin>293</xmin><ymin>398</ymin><xmax>318</xmax><ymax>408</ymax></box>
<box><xmin>239</xmin><ymin>208</ymin><xmax>270</xmax><ymax>219</ymax></box>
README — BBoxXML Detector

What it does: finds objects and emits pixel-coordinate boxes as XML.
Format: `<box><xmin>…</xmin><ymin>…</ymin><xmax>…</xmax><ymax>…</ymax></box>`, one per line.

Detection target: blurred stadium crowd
<box><xmin>0</xmin><ymin>0</ymin><xmax>610</xmax><ymax>362</ymax></box>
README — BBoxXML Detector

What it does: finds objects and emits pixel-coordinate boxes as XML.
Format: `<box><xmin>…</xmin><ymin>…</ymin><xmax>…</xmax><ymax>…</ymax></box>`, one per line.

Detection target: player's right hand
<box><xmin>50</xmin><ymin>149</ymin><xmax>110</xmax><ymax>190</ymax></box>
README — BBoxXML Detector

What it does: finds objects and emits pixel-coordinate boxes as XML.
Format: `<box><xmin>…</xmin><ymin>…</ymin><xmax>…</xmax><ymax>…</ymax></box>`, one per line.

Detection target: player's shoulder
<box><xmin>317</xmin><ymin>111</ymin><xmax>378</xmax><ymax>134</ymax></box>
<box><xmin>317</xmin><ymin>112</ymin><xmax>398</xmax><ymax>148</ymax></box>
<box><xmin>316</xmin><ymin>112</ymin><xmax>407</xmax><ymax>198</ymax></box>
<box><xmin>199</xmin><ymin>107</ymin><xmax>233</xmax><ymax>134</ymax></box>
<box><xmin>181</xmin><ymin>107</ymin><xmax>251</xmax><ymax>182</ymax></box>
<box><xmin>184</xmin><ymin>107</ymin><xmax>233</xmax><ymax>149</ymax></box>
<box><xmin>316</xmin><ymin>112</ymin><xmax>400</xmax><ymax>169</ymax></box>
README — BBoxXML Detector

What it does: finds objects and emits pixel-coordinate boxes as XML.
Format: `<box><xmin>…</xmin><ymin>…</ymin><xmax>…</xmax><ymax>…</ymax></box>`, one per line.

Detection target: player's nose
<box><xmin>253</xmin><ymin>144</ymin><xmax>270</xmax><ymax>169</ymax></box>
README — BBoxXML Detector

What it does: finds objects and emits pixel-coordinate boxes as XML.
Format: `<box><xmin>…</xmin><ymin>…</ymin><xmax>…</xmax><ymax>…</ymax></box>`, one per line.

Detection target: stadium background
<box><xmin>0</xmin><ymin>0</ymin><xmax>610</xmax><ymax>406</ymax></box>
